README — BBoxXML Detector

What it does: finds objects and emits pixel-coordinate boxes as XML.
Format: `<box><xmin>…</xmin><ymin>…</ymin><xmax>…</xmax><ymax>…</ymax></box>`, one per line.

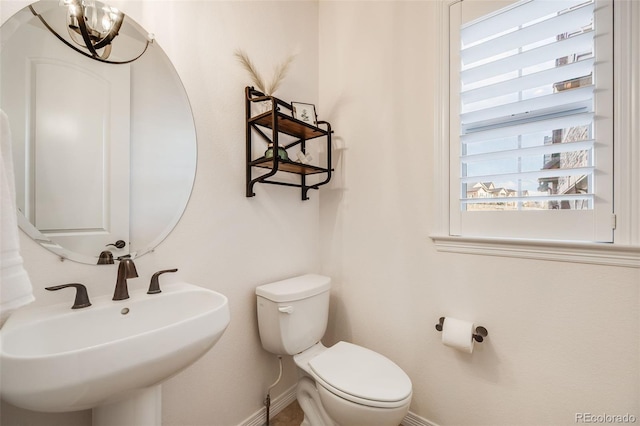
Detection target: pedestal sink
<box><xmin>0</xmin><ymin>282</ymin><xmax>230</xmax><ymax>425</ymax></box>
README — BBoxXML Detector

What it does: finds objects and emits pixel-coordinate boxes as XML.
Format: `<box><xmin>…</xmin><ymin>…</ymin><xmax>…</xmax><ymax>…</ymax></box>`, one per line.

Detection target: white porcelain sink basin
<box><xmin>0</xmin><ymin>282</ymin><xmax>230</xmax><ymax>413</ymax></box>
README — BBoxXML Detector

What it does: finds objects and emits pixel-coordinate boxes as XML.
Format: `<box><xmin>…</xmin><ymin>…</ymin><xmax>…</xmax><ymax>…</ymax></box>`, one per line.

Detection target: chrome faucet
<box><xmin>113</xmin><ymin>257</ymin><xmax>138</xmax><ymax>300</ymax></box>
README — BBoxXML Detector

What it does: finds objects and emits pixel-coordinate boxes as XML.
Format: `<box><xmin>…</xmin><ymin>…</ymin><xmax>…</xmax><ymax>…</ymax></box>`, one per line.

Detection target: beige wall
<box><xmin>1</xmin><ymin>1</ymin><xmax>638</xmax><ymax>426</ymax></box>
<box><xmin>318</xmin><ymin>1</ymin><xmax>639</xmax><ymax>426</ymax></box>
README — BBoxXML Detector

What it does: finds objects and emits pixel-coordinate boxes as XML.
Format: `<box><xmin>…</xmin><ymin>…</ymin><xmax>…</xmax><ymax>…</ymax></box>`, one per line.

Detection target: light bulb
<box><xmin>101</xmin><ymin>13</ymin><xmax>112</xmax><ymax>31</ymax></box>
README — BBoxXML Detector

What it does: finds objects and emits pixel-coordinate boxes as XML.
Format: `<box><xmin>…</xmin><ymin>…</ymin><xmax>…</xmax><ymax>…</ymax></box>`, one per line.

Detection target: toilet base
<box><xmin>297</xmin><ymin>376</ymin><xmax>335</xmax><ymax>426</ymax></box>
<box><xmin>295</xmin><ymin>375</ymin><xmax>411</xmax><ymax>426</ymax></box>
<box><xmin>316</xmin><ymin>383</ymin><xmax>410</xmax><ymax>426</ymax></box>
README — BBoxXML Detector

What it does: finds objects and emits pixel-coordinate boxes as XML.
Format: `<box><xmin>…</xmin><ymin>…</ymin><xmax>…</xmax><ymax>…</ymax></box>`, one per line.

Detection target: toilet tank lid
<box><xmin>256</xmin><ymin>274</ymin><xmax>331</xmax><ymax>302</ymax></box>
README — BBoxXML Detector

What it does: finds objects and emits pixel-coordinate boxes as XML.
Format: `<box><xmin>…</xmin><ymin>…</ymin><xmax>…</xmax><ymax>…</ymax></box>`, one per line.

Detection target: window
<box><xmin>450</xmin><ymin>0</ymin><xmax>612</xmax><ymax>242</ymax></box>
<box><xmin>433</xmin><ymin>0</ymin><xmax>640</xmax><ymax>266</ymax></box>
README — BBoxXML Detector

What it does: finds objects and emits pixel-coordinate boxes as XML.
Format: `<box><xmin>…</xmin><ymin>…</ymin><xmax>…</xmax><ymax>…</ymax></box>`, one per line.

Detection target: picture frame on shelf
<box><xmin>291</xmin><ymin>102</ymin><xmax>317</xmax><ymax>126</ymax></box>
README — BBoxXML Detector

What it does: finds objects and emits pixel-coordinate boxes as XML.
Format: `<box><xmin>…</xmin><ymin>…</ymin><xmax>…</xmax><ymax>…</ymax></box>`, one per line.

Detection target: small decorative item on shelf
<box><xmin>291</xmin><ymin>102</ymin><xmax>317</xmax><ymax>126</ymax></box>
<box><xmin>264</xmin><ymin>143</ymin><xmax>288</xmax><ymax>161</ymax></box>
<box><xmin>296</xmin><ymin>151</ymin><xmax>313</xmax><ymax>164</ymax></box>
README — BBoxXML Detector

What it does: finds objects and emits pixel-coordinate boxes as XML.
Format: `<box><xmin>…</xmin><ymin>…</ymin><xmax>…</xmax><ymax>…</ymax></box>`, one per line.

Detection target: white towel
<box><xmin>0</xmin><ymin>109</ymin><xmax>34</xmax><ymax>326</ymax></box>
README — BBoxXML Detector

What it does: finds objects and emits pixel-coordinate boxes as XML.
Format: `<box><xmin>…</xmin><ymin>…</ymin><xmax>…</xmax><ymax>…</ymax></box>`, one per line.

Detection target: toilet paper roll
<box><xmin>442</xmin><ymin>317</ymin><xmax>475</xmax><ymax>353</ymax></box>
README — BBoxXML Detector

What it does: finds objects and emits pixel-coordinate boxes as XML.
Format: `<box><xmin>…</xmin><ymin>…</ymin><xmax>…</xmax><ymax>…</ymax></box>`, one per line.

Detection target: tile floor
<box><xmin>270</xmin><ymin>400</ymin><xmax>304</xmax><ymax>426</ymax></box>
<box><xmin>269</xmin><ymin>400</ymin><xmax>404</xmax><ymax>426</ymax></box>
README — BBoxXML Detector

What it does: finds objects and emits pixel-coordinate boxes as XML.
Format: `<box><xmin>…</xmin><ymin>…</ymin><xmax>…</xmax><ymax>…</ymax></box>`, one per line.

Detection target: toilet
<box><xmin>256</xmin><ymin>274</ymin><xmax>412</xmax><ymax>426</ymax></box>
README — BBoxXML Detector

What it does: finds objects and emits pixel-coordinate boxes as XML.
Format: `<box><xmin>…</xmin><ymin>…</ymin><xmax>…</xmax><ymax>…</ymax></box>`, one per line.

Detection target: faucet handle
<box><xmin>45</xmin><ymin>283</ymin><xmax>92</xmax><ymax>309</ymax></box>
<box><xmin>148</xmin><ymin>269</ymin><xmax>178</xmax><ymax>294</ymax></box>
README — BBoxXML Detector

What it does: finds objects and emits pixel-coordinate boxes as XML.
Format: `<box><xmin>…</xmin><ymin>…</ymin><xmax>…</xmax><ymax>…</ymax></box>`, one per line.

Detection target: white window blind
<box><xmin>449</xmin><ymin>0</ymin><xmax>613</xmax><ymax>242</ymax></box>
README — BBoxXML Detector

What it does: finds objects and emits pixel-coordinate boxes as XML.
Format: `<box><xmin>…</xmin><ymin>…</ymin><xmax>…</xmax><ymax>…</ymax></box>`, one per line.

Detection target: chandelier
<box><xmin>29</xmin><ymin>0</ymin><xmax>151</xmax><ymax>64</ymax></box>
<box><xmin>63</xmin><ymin>0</ymin><xmax>124</xmax><ymax>60</ymax></box>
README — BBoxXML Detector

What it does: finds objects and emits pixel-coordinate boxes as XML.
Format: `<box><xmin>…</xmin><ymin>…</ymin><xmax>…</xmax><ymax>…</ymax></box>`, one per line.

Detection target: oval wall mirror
<box><xmin>1</xmin><ymin>0</ymin><xmax>197</xmax><ymax>265</ymax></box>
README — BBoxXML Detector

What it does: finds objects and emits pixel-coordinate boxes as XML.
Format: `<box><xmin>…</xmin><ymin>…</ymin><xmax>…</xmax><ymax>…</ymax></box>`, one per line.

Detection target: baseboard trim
<box><xmin>239</xmin><ymin>385</ymin><xmax>297</xmax><ymax>426</ymax></box>
<box><xmin>402</xmin><ymin>411</ymin><xmax>440</xmax><ymax>426</ymax></box>
<box><xmin>239</xmin><ymin>384</ymin><xmax>438</xmax><ymax>426</ymax></box>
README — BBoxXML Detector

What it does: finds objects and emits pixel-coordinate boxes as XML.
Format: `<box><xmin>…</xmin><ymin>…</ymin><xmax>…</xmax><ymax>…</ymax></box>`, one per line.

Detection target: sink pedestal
<box><xmin>93</xmin><ymin>386</ymin><xmax>161</xmax><ymax>426</ymax></box>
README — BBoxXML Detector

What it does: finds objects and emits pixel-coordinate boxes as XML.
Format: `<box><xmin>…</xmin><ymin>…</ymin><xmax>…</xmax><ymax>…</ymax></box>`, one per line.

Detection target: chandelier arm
<box><xmin>93</xmin><ymin>12</ymin><xmax>124</xmax><ymax>50</ymax></box>
<box><xmin>96</xmin><ymin>44</ymin><xmax>112</xmax><ymax>60</ymax></box>
<box><xmin>29</xmin><ymin>5</ymin><xmax>96</xmax><ymax>60</ymax></box>
<box><xmin>73</xmin><ymin>5</ymin><xmax>101</xmax><ymax>58</ymax></box>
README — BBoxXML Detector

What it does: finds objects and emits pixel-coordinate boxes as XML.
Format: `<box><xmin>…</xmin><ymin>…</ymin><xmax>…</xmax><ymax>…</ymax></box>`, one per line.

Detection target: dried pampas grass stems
<box><xmin>268</xmin><ymin>54</ymin><xmax>296</xmax><ymax>95</ymax></box>
<box><xmin>234</xmin><ymin>49</ymin><xmax>297</xmax><ymax>95</ymax></box>
<box><xmin>234</xmin><ymin>49</ymin><xmax>266</xmax><ymax>94</ymax></box>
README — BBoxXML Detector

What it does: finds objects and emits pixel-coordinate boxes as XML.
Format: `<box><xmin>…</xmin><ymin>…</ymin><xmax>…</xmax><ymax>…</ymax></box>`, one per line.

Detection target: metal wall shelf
<box><xmin>245</xmin><ymin>87</ymin><xmax>333</xmax><ymax>200</ymax></box>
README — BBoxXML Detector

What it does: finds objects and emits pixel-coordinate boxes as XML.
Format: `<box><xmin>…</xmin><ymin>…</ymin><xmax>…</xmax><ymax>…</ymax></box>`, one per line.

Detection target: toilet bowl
<box><xmin>295</xmin><ymin>341</ymin><xmax>412</xmax><ymax>426</ymax></box>
<box><xmin>255</xmin><ymin>274</ymin><xmax>412</xmax><ymax>426</ymax></box>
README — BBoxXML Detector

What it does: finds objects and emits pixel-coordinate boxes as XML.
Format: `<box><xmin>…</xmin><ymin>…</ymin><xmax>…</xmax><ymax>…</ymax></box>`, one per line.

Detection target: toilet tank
<box><xmin>256</xmin><ymin>274</ymin><xmax>331</xmax><ymax>355</ymax></box>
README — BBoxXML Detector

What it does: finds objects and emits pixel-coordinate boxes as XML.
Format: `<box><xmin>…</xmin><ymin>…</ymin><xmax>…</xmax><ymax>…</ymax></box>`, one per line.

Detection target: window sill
<box><xmin>429</xmin><ymin>235</ymin><xmax>640</xmax><ymax>268</ymax></box>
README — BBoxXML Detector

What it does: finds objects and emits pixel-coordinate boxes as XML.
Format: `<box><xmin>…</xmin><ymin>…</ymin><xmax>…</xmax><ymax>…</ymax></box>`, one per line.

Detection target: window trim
<box><xmin>431</xmin><ymin>234</ymin><xmax>640</xmax><ymax>267</ymax></box>
<box><xmin>431</xmin><ymin>0</ymin><xmax>640</xmax><ymax>268</ymax></box>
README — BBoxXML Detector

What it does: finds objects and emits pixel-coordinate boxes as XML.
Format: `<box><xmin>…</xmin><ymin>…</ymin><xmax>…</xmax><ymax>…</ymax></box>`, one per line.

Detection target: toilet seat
<box><xmin>308</xmin><ymin>341</ymin><xmax>412</xmax><ymax>409</ymax></box>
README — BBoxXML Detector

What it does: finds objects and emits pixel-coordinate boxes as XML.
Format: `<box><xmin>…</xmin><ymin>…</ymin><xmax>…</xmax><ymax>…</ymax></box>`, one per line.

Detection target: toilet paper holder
<box><xmin>435</xmin><ymin>317</ymin><xmax>488</xmax><ymax>343</ymax></box>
